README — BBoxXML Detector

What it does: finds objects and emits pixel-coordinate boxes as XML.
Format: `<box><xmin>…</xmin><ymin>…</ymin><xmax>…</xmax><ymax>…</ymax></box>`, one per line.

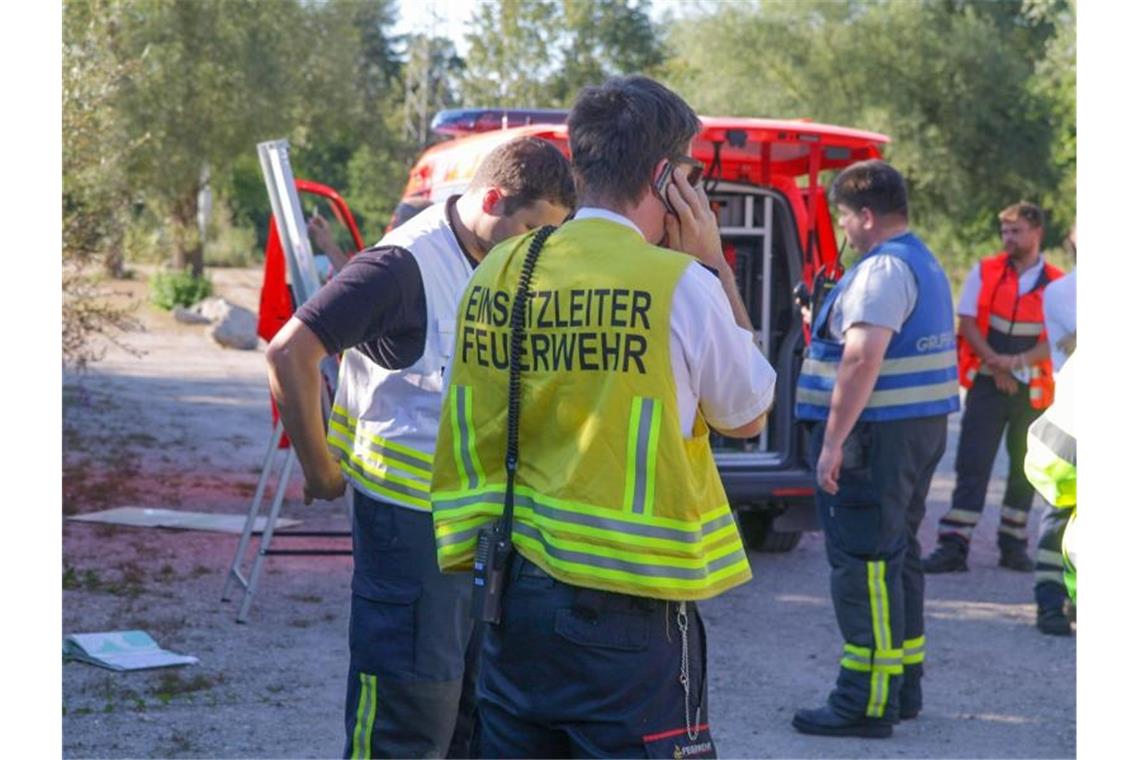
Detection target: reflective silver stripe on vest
<box><xmin>327</xmin><ymin>426</ymin><xmax>431</xmax><ymax>493</ymax></box>
<box><xmin>627</xmin><ymin>397</ymin><xmax>661</xmax><ymax>515</ymax></box>
<box><xmin>434</xmin><ymin>489</ymin><xmax>737</xmax><ymax>546</ymax></box>
<box><xmin>339</xmin><ymin>454</ymin><xmax>430</xmax><ymax>502</ymax></box>
<box><xmin>796</xmin><ymin>378</ymin><xmax>960</xmax><ymax>410</ymax></box>
<box><xmin>436</xmin><ymin>523</ymin><xmax>484</xmax><ymax>548</ymax></box>
<box><xmin>454</xmin><ymin>385</ymin><xmax>481</xmax><ymax>490</ymax></box>
<box><xmin>515</xmin><ymin>521</ymin><xmax>747</xmax><ymax>581</ymax></box>
<box><xmin>801</xmin><ymin>349</ymin><xmax>956</xmax><ymax>380</ymax></box>
<box><xmin>989</xmin><ymin>314</ymin><xmax>1044</xmax><ymax>337</ymax></box>
<box><xmin>1031</xmin><ymin>417</ymin><xmax>1076</xmax><ymax>466</ymax></box>
<box><xmin>329</xmin><ymin>410</ymin><xmax>432</xmax><ymax>476</ymax></box>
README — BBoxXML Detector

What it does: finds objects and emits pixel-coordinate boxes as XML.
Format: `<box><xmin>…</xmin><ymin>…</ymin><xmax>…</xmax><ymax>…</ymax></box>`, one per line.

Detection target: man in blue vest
<box><xmin>794</xmin><ymin>160</ymin><xmax>959</xmax><ymax>738</ymax></box>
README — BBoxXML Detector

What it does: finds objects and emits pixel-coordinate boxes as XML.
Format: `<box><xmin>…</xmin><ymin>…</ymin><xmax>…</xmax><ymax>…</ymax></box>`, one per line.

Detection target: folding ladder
<box><xmin>221</xmin><ymin>140</ymin><xmax>352</xmax><ymax>623</ymax></box>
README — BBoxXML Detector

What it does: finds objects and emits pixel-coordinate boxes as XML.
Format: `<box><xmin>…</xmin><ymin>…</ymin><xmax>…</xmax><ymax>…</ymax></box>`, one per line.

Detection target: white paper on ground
<box><xmin>67</xmin><ymin>507</ymin><xmax>301</xmax><ymax>534</ymax></box>
<box><xmin>63</xmin><ymin>630</ymin><xmax>199</xmax><ymax>671</ymax></box>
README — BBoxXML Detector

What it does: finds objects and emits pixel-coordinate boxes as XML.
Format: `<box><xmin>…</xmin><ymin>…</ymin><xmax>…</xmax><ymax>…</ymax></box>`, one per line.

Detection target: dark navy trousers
<box><xmin>474</xmin><ymin>553</ymin><xmax>717</xmax><ymax>759</ymax></box>
<box><xmin>811</xmin><ymin>416</ymin><xmax>947</xmax><ymax>721</ymax></box>
<box><xmin>941</xmin><ymin>376</ymin><xmax>1043</xmax><ymax>551</ymax></box>
<box><xmin>1034</xmin><ymin>505</ymin><xmax>1073</xmax><ymax>610</ymax></box>
<box><xmin>343</xmin><ymin>489</ymin><xmax>480</xmax><ymax>758</ymax></box>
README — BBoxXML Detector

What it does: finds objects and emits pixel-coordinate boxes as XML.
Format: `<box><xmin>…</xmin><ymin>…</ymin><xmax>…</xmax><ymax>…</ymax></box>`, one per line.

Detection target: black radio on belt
<box><xmin>472</xmin><ymin>518</ymin><xmax>510</xmax><ymax>624</ymax></box>
<box><xmin>470</xmin><ymin>225</ymin><xmax>556</xmax><ymax>625</ymax></box>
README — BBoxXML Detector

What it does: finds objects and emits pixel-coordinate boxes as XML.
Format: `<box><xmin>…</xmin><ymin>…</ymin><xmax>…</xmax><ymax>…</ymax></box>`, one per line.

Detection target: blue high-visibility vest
<box><xmin>795</xmin><ymin>232</ymin><xmax>960</xmax><ymax>422</ymax></box>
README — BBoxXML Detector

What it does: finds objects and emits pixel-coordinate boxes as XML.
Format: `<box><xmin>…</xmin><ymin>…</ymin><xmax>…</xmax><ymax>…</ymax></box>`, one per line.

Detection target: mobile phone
<box><xmin>654</xmin><ymin>156</ymin><xmax>704</xmax><ymax>214</ymax></box>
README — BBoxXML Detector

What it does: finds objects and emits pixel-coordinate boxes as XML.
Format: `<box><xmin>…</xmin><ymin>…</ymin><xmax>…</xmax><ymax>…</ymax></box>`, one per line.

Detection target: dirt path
<box><xmin>62</xmin><ymin>267</ymin><xmax>1074</xmax><ymax>758</ymax></box>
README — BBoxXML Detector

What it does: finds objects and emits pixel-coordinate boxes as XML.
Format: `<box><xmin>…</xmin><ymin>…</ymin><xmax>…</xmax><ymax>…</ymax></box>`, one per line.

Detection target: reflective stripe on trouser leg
<box><xmin>902</xmin><ymin>636</ymin><xmax>925</xmax><ymax>666</ymax></box>
<box><xmin>1034</xmin><ymin>506</ymin><xmax>1072</xmax><ymax>607</ymax></box>
<box><xmin>836</xmin><ymin>563</ymin><xmax>904</xmax><ymax>719</ymax></box>
<box><xmin>998</xmin><ymin>505</ymin><xmax>1030</xmax><ymax>543</ymax></box>
<box><xmin>349</xmin><ymin>673</ymin><xmax>378</xmax><ymax>759</ymax></box>
<box><xmin>866</xmin><ymin>560</ymin><xmax>902</xmax><ymax>718</ymax></box>
<box><xmin>937</xmin><ymin>508</ymin><xmax>981</xmax><ymax>544</ymax></box>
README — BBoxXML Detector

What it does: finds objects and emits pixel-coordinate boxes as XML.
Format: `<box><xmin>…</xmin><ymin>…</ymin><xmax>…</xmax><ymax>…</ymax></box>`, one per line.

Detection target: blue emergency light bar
<box><xmin>430</xmin><ymin>108</ymin><xmax>569</xmax><ymax>137</ymax></box>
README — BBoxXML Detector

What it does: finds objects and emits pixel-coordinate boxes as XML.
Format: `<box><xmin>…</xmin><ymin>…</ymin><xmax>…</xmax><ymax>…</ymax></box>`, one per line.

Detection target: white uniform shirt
<box><xmin>1043</xmin><ymin>269</ymin><xmax>1076</xmax><ymax>371</ymax></box>
<box><xmin>956</xmin><ymin>256</ymin><xmax>1047</xmax><ymax>316</ymax></box>
<box><xmin>575</xmin><ymin>208</ymin><xmax>777</xmax><ymax>437</ymax></box>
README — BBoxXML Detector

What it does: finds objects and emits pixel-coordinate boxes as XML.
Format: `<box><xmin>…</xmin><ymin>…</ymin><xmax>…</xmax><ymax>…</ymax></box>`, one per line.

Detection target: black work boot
<box><xmin>921</xmin><ymin>540</ymin><xmax>968</xmax><ymax>574</ymax></box>
<box><xmin>792</xmin><ymin>705</ymin><xmax>892</xmax><ymax>738</ymax></box>
<box><xmin>999</xmin><ymin>545</ymin><xmax>1034</xmax><ymax>572</ymax></box>
<box><xmin>1037</xmin><ymin>606</ymin><xmax>1073</xmax><ymax>636</ymax></box>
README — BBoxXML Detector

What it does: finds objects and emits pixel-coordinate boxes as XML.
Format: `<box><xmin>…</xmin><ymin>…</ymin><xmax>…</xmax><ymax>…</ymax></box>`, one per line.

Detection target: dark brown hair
<box><xmin>567</xmin><ymin>75</ymin><xmax>702</xmax><ymax>207</ymax></box>
<box><xmin>469</xmin><ymin>136</ymin><xmax>575</xmax><ymax>214</ymax></box>
<box><xmin>829</xmin><ymin>159</ymin><xmax>909</xmax><ymax>218</ymax></box>
<box><xmin>998</xmin><ymin>201</ymin><xmax>1045</xmax><ymax>229</ymax></box>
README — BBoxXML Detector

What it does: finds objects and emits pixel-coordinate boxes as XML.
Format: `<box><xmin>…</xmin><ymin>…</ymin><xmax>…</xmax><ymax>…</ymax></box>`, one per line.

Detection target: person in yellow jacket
<box><xmin>1025</xmin><ymin>351</ymin><xmax>1077</xmax><ymax>633</ymax></box>
<box><xmin>431</xmin><ymin>75</ymin><xmax>776</xmax><ymax>758</ymax></box>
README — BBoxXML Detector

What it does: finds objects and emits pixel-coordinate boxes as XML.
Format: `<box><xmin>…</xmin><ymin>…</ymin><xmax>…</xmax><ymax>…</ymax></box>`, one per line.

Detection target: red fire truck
<box><xmin>259</xmin><ymin>108</ymin><xmax>888</xmax><ymax>552</ymax></box>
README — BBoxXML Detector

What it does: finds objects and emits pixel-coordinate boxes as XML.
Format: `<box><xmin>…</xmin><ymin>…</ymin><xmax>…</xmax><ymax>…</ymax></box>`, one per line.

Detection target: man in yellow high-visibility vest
<box><xmin>431</xmin><ymin>76</ymin><xmax>776</xmax><ymax>758</ymax></box>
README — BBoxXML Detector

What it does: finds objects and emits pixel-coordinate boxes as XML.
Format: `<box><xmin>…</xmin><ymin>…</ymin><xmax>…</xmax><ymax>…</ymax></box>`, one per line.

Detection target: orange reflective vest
<box><xmin>958</xmin><ymin>252</ymin><xmax>1064</xmax><ymax>409</ymax></box>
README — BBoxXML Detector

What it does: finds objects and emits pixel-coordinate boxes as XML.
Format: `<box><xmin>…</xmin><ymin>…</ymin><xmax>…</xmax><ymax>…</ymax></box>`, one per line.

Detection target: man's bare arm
<box><xmin>265</xmin><ymin>318</ymin><xmax>346</xmax><ymax>503</ymax></box>
<box><xmin>816</xmin><ymin>324</ymin><xmax>892</xmax><ymax>494</ymax></box>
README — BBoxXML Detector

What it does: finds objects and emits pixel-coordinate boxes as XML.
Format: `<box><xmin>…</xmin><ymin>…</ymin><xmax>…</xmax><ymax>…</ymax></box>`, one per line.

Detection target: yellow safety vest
<box><xmin>1025</xmin><ymin>352</ymin><xmax>1077</xmax><ymax>600</ymax></box>
<box><xmin>431</xmin><ymin>218</ymin><xmax>753</xmax><ymax>601</ymax></box>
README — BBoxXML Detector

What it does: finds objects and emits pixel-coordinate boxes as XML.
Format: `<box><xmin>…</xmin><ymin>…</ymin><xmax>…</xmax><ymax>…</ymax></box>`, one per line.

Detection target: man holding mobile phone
<box><xmin>430</xmin><ymin>76</ymin><xmax>775</xmax><ymax>757</ymax></box>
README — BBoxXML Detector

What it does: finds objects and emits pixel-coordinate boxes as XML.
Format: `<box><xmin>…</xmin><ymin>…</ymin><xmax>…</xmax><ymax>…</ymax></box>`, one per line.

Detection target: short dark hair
<box><xmin>829</xmin><ymin>159</ymin><xmax>909</xmax><ymax>218</ymax></box>
<box><xmin>998</xmin><ymin>201</ymin><xmax>1044</xmax><ymax>229</ymax></box>
<box><xmin>469</xmin><ymin>136</ymin><xmax>575</xmax><ymax>214</ymax></box>
<box><xmin>567</xmin><ymin>75</ymin><xmax>702</xmax><ymax>207</ymax></box>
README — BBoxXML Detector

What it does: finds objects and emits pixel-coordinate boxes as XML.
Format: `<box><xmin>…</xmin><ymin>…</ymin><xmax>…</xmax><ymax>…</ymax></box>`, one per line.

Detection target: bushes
<box><xmin>150</xmin><ymin>270</ymin><xmax>213</xmax><ymax>310</ymax></box>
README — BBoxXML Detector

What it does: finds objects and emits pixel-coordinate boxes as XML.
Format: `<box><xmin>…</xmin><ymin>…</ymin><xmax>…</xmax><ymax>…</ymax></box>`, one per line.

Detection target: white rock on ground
<box><xmin>192</xmin><ymin>296</ymin><xmax>232</xmax><ymax>323</ymax></box>
<box><xmin>207</xmin><ymin>299</ymin><xmax>260</xmax><ymax>350</ymax></box>
<box><xmin>172</xmin><ymin>306</ymin><xmax>212</xmax><ymax>325</ymax></box>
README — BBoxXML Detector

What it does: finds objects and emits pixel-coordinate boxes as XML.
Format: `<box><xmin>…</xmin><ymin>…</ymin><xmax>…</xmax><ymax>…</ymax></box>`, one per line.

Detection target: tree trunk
<box><xmin>103</xmin><ymin>213</ymin><xmax>126</xmax><ymax>279</ymax></box>
<box><xmin>103</xmin><ymin>244</ymin><xmax>125</xmax><ymax>279</ymax></box>
<box><xmin>170</xmin><ymin>192</ymin><xmax>204</xmax><ymax>277</ymax></box>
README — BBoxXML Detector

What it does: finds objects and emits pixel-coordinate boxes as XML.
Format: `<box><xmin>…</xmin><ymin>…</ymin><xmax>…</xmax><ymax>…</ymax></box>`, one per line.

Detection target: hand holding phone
<box><xmin>661</xmin><ymin>160</ymin><xmax>723</xmax><ymax>270</ymax></box>
<box><xmin>654</xmin><ymin>156</ymin><xmax>703</xmax><ymax>215</ymax></box>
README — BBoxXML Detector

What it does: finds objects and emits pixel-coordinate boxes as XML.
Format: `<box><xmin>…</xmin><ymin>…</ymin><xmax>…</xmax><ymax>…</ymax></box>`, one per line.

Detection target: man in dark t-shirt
<box><xmin>266</xmin><ymin>136</ymin><xmax>574</xmax><ymax>758</ymax></box>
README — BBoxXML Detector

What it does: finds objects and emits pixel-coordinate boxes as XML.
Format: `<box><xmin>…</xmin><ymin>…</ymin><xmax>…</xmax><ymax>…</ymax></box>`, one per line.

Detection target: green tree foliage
<box><xmin>222</xmin><ymin>0</ymin><xmax>416</xmax><ymax>247</ymax></box>
<box><xmin>63</xmin><ymin>0</ymin><xmax>142</xmax><ymax>369</ymax></box>
<box><xmin>664</xmin><ymin>0</ymin><xmax>1075</xmax><ymax>280</ymax></box>
<box><xmin>403</xmin><ymin>34</ymin><xmax>466</xmax><ymax>146</ymax></box>
<box><xmin>111</xmin><ymin>0</ymin><xmax>310</xmax><ymax>276</ymax></box>
<box><xmin>462</xmin><ymin>0</ymin><xmax>665</xmax><ymax>107</ymax></box>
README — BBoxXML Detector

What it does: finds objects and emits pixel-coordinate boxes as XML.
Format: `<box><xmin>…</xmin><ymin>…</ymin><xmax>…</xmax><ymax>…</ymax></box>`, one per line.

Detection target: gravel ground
<box><xmin>61</xmin><ymin>267</ymin><xmax>1074</xmax><ymax>759</ymax></box>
